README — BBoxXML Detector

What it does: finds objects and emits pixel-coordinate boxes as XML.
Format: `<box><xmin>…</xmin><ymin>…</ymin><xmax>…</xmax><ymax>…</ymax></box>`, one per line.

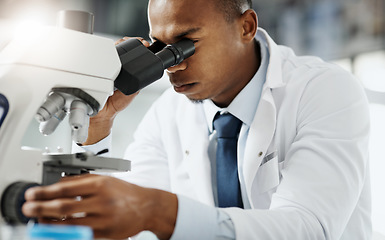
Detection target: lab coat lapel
<box><xmin>177</xmin><ymin>103</ymin><xmax>215</xmax><ymax>206</ymax></box>
<box><xmin>243</xmin><ymin>88</ymin><xmax>277</xmax><ymax>208</ymax></box>
<box><xmin>242</xmin><ymin>28</ymin><xmax>283</xmax><ymax>207</ymax></box>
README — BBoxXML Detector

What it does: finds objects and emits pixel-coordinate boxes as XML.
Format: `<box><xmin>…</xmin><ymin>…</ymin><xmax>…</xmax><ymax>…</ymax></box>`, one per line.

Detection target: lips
<box><xmin>173</xmin><ymin>82</ymin><xmax>197</xmax><ymax>93</ymax></box>
<box><xmin>169</xmin><ymin>73</ymin><xmax>197</xmax><ymax>93</ymax></box>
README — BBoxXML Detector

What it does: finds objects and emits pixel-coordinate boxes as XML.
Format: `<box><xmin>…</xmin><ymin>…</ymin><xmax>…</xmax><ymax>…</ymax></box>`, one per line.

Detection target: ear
<box><xmin>240</xmin><ymin>9</ymin><xmax>258</xmax><ymax>42</ymax></box>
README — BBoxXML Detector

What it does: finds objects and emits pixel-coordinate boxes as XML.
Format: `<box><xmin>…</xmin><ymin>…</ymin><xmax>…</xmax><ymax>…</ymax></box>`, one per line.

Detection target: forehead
<box><xmin>148</xmin><ymin>0</ymin><xmax>223</xmax><ymax>39</ymax></box>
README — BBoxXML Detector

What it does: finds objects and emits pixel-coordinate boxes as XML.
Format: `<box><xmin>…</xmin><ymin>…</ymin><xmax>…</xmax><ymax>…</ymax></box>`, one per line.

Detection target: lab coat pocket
<box><xmin>255</xmin><ymin>155</ymin><xmax>280</xmax><ymax>194</ymax></box>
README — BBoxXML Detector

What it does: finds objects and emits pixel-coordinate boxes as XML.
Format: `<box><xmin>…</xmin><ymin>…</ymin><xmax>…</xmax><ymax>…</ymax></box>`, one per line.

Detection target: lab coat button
<box><xmin>258</xmin><ymin>152</ymin><xmax>263</xmax><ymax>157</ymax></box>
<box><xmin>185</xmin><ymin>150</ymin><xmax>190</xmax><ymax>155</ymax></box>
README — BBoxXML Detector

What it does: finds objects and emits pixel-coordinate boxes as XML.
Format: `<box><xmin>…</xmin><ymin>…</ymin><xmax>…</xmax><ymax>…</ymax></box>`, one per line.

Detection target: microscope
<box><xmin>0</xmin><ymin>10</ymin><xmax>194</xmax><ymax>225</ymax></box>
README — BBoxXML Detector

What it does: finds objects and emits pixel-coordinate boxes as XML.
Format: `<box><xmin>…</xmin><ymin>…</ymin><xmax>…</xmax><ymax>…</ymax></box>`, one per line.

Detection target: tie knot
<box><xmin>213</xmin><ymin>113</ymin><xmax>242</xmax><ymax>138</ymax></box>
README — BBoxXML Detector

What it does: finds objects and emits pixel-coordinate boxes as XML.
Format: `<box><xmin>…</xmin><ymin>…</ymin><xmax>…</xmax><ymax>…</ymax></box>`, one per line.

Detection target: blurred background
<box><xmin>0</xmin><ymin>0</ymin><xmax>384</xmax><ymax>238</ymax></box>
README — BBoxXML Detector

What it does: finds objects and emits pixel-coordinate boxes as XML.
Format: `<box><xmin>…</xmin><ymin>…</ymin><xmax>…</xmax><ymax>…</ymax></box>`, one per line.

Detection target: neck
<box><xmin>247</xmin><ymin>40</ymin><xmax>261</xmax><ymax>84</ymax></box>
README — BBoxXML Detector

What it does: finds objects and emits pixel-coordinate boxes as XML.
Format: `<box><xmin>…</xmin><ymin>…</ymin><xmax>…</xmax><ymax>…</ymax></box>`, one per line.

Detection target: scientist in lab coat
<box><xmin>22</xmin><ymin>0</ymin><xmax>371</xmax><ymax>239</ymax></box>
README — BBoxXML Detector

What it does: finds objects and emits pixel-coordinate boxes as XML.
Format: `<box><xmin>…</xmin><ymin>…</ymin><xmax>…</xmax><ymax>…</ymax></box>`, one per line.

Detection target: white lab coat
<box><xmin>118</xmin><ymin>29</ymin><xmax>371</xmax><ymax>240</ymax></box>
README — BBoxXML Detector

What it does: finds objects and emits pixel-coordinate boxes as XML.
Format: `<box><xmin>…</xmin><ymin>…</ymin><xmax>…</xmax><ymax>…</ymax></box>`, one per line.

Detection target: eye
<box><xmin>184</xmin><ymin>38</ymin><xmax>199</xmax><ymax>44</ymax></box>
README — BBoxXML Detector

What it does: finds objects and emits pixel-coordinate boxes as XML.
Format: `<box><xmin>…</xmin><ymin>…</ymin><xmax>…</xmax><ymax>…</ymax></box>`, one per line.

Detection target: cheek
<box><xmin>185</xmin><ymin>49</ymin><xmax>211</xmax><ymax>76</ymax></box>
<box><xmin>189</xmin><ymin>44</ymin><xmax>228</xmax><ymax>74</ymax></box>
<box><xmin>185</xmin><ymin>38</ymin><xmax>239</xmax><ymax>86</ymax></box>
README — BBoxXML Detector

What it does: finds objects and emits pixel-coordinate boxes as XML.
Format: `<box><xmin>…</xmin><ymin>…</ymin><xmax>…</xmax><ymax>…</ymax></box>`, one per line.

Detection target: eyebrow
<box><xmin>175</xmin><ymin>27</ymin><xmax>202</xmax><ymax>38</ymax></box>
<box><xmin>150</xmin><ymin>27</ymin><xmax>202</xmax><ymax>42</ymax></box>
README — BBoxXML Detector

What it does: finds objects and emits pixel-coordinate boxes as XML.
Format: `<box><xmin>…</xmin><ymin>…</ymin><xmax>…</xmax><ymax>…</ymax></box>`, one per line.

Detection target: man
<box><xmin>22</xmin><ymin>0</ymin><xmax>371</xmax><ymax>239</ymax></box>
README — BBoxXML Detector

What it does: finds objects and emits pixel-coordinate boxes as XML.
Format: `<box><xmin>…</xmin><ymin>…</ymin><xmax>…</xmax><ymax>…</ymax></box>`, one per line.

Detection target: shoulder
<box><xmin>270</xmin><ymin>44</ymin><xmax>368</xmax><ymax>124</ymax></box>
<box><xmin>275</xmin><ymin>45</ymin><xmax>363</xmax><ymax>98</ymax></box>
<box><xmin>278</xmin><ymin>45</ymin><xmax>353</xmax><ymax>84</ymax></box>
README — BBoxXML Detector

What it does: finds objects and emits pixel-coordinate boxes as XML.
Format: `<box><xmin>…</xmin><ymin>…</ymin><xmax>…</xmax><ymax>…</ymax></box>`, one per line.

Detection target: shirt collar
<box><xmin>203</xmin><ymin>37</ymin><xmax>270</xmax><ymax>133</ymax></box>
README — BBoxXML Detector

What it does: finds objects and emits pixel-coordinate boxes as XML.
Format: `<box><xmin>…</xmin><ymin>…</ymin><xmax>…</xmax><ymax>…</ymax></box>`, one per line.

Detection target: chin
<box><xmin>189</xmin><ymin>99</ymin><xmax>204</xmax><ymax>104</ymax></box>
<box><xmin>186</xmin><ymin>95</ymin><xmax>205</xmax><ymax>104</ymax></box>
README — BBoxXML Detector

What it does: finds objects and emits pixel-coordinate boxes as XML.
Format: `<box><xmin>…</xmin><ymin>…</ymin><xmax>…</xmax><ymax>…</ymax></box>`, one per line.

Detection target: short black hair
<box><xmin>216</xmin><ymin>0</ymin><xmax>253</xmax><ymax>22</ymax></box>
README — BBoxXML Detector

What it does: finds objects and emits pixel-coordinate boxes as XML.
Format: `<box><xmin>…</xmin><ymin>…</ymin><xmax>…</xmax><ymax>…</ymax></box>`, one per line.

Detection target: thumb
<box><xmin>109</xmin><ymin>90</ymin><xmax>139</xmax><ymax>113</ymax></box>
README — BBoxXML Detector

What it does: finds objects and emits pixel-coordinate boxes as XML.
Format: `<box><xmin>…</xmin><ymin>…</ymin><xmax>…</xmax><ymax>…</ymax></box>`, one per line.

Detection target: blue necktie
<box><xmin>213</xmin><ymin>113</ymin><xmax>243</xmax><ymax>208</ymax></box>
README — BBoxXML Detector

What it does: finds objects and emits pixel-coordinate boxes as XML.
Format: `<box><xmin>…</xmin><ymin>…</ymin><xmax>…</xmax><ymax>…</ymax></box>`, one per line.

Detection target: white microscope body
<box><xmin>0</xmin><ymin>23</ymin><xmax>121</xmax><ymax>224</ymax></box>
<box><xmin>0</xmin><ymin>9</ymin><xmax>195</xmax><ymax>225</ymax></box>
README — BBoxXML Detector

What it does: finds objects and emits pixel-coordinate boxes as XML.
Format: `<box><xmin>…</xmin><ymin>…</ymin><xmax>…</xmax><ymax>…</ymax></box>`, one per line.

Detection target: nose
<box><xmin>166</xmin><ymin>61</ymin><xmax>187</xmax><ymax>74</ymax></box>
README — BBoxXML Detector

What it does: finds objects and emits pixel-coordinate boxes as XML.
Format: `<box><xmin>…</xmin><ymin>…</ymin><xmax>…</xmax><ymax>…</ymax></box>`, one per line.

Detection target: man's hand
<box><xmin>83</xmin><ymin>37</ymin><xmax>150</xmax><ymax>145</ymax></box>
<box><xmin>22</xmin><ymin>175</ymin><xmax>178</xmax><ymax>240</ymax></box>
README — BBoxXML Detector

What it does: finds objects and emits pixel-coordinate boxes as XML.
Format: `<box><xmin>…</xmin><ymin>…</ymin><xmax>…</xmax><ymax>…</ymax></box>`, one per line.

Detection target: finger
<box><xmin>59</xmin><ymin>173</ymin><xmax>94</xmax><ymax>182</ymax></box>
<box><xmin>136</xmin><ymin>37</ymin><xmax>150</xmax><ymax>47</ymax></box>
<box><xmin>116</xmin><ymin>36</ymin><xmax>150</xmax><ymax>47</ymax></box>
<box><xmin>123</xmin><ymin>36</ymin><xmax>145</xmax><ymax>44</ymax></box>
<box><xmin>22</xmin><ymin>197</ymin><xmax>104</xmax><ymax>219</ymax></box>
<box><xmin>25</xmin><ymin>175</ymin><xmax>100</xmax><ymax>201</ymax></box>
<box><xmin>39</xmin><ymin>215</ymin><xmax>108</xmax><ymax>230</ymax></box>
<box><xmin>94</xmin><ymin>229</ymin><xmax>115</xmax><ymax>239</ymax></box>
<box><xmin>109</xmin><ymin>90</ymin><xmax>139</xmax><ymax>112</ymax></box>
<box><xmin>115</xmin><ymin>38</ymin><xmax>126</xmax><ymax>45</ymax></box>
<box><xmin>38</xmin><ymin>217</ymin><xmax>63</xmax><ymax>223</ymax></box>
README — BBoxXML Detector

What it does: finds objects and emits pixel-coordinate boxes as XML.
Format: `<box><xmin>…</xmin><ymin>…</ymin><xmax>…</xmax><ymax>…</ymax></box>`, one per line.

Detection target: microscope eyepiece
<box><xmin>114</xmin><ymin>38</ymin><xmax>195</xmax><ymax>95</ymax></box>
<box><xmin>156</xmin><ymin>39</ymin><xmax>195</xmax><ymax>69</ymax></box>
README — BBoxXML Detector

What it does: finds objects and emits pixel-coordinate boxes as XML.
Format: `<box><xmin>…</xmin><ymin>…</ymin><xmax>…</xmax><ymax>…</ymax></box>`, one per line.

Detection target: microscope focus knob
<box><xmin>1</xmin><ymin>181</ymin><xmax>39</xmax><ymax>224</ymax></box>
